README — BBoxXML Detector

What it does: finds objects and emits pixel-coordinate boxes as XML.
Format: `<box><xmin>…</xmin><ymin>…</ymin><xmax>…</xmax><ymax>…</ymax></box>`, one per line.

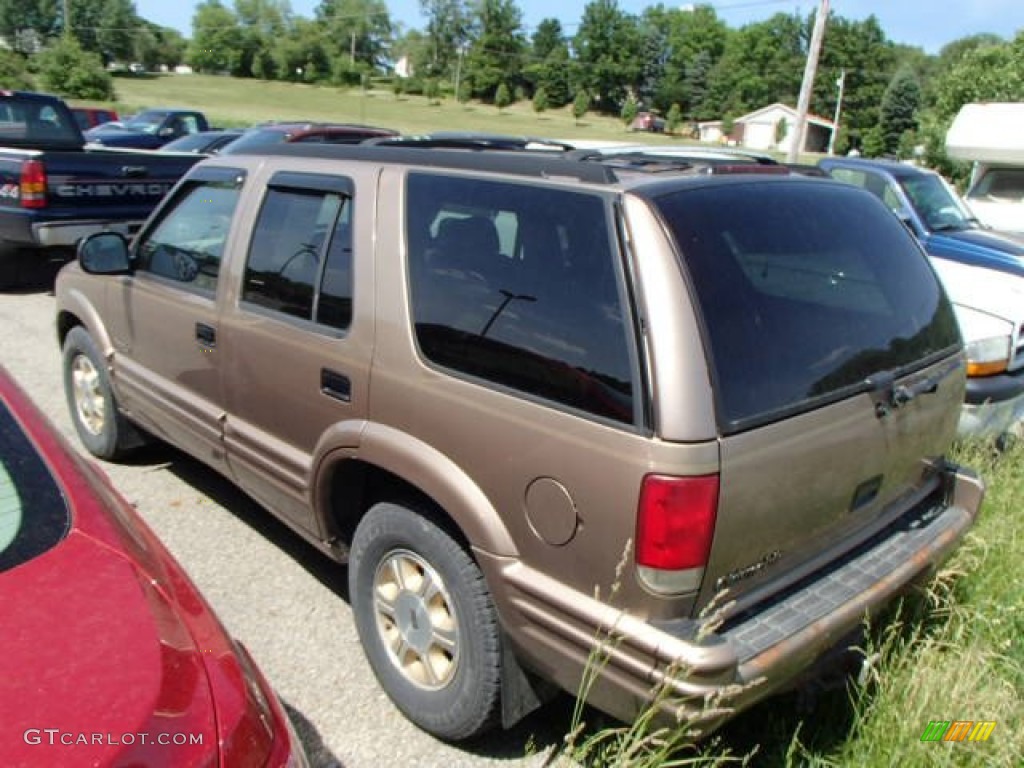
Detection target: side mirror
<box><xmin>78</xmin><ymin>231</ymin><xmax>131</xmax><ymax>274</ymax></box>
<box><xmin>159</xmin><ymin>126</ymin><xmax>175</xmax><ymax>137</ymax></box>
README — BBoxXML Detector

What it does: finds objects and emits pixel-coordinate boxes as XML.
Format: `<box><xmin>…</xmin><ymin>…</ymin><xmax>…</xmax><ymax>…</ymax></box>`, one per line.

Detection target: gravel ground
<box><xmin>1</xmin><ymin>284</ymin><xmax>576</xmax><ymax>767</ymax></box>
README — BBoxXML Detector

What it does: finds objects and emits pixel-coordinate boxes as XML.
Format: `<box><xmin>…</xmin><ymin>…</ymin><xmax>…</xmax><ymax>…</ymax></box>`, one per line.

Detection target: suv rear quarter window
<box><xmin>653</xmin><ymin>180</ymin><xmax>960</xmax><ymax>433</ymax></box>
<box><xmin>406</xmin><ymin>173</ymin><xmax>637</xmax><ymax>425</ymax></box>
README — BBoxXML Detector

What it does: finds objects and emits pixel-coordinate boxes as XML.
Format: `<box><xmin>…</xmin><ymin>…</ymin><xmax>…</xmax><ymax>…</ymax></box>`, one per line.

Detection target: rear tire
<box><xmin>62</xmin><ymin>326</ymin><xmax>142</xmax><ymax>460</ymax></box>
<box><xmin>349</xmin><ymin>502</ymin><xmax>502</xmax><ymax>741</ymax></box>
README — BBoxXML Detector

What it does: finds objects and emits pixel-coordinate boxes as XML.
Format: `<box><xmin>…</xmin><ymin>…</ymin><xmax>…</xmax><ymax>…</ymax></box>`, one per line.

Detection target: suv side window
<box><xmin>135</xmin><ymin>173</ymin><xmax>243</xmax><ymax>293</ymax></box>
<box><xmin>242</xmin><ymin>174</ymin><xmax>353</xmax><ymax>330</ymax></box>
<box><xmin>406</xmin><ymin>173</ymin><xmax>636</xmax><ymax>425</ymax></box>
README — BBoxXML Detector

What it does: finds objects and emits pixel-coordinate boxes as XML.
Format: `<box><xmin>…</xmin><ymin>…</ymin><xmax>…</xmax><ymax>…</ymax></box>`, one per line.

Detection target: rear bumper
<box><xmin>482</xmin><ymin>463</ymin><xmax>983</xmax><ymax>731</ymax></box>
<box><xmin>31</xmin><ymin>218</ymin><xmax>143</xmax><ymax>248</ymax></box>
<box><xmin>1</xmin><ymin>212</ymin><xmax>144</xmax><ymax>251</ymax></box>
<box><xmin>960</xmin><ymin>370</ymin><xmax>1024</xmax><ymax>437</ymax></box>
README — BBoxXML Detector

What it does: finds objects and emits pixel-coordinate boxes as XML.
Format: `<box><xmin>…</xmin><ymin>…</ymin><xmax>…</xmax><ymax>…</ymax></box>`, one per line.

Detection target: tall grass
<box><xmin>558</xmin><ymin>440</ymin><xmax>1023</xmax><ymax>767</ymax></box>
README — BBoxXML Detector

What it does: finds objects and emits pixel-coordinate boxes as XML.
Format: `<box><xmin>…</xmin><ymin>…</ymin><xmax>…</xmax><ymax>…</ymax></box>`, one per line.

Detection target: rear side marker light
<box><xmin>636</xmin><ymin>474</ymin><xmax>719</xmax><ymax>595</ymax></box>
<box><xmin>20</xmin><ymin>159</ymin><xmax>47</xmax><ymax>209</ymax></box>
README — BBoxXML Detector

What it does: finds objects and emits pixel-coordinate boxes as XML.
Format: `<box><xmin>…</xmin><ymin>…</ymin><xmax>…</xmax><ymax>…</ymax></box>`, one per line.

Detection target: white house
<box><xmin>732</xmin><ymin>103</ymin><xmax>835</xmax><ymax>154</ymax></box>
<box><xmin>697</xmin><ymin>120</ymin><xmax>724</xmax><ymax>143</ymax></box>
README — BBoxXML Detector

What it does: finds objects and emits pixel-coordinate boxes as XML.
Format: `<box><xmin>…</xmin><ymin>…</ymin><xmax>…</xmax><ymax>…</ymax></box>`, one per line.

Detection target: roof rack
<box><xmin>364</xmin><ymin>132</ymin><xmax>575</xmax><ymax>152</ymax></box>
<box><xmin>254</xmin><ymin>142</ymin><xmax>618</xmax><ymax>184</ymax></box>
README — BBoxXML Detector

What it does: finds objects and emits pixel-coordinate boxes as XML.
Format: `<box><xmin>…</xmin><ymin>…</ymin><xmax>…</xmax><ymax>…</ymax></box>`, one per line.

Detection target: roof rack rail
<box><xmin>365</xmin><ymin>132</ymin><xmax>576</xmax><ymax>152</ymax></box>
<box><xmin>254</xmin><ymin>142</ymin><xmax>618</xmax><ymax>184</ymax></box>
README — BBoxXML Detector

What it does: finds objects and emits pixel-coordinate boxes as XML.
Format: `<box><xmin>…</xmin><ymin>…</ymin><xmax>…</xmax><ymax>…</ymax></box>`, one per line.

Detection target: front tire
<box><xmin>349</xmin><ymin>502</ymin><xmax>502</xmax><ymax>741</ymax></box>
<box><xmin>62</xmin><ymin>326</ymin><xmax>140</xmax><ymax>460</ymax></box>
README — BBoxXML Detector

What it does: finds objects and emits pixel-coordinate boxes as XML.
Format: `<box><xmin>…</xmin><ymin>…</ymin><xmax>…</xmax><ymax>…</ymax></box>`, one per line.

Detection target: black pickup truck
<box><xmin>0</xmin><ymin>90</ymin><xmax>202</xmax><ymax>287</ymax></box>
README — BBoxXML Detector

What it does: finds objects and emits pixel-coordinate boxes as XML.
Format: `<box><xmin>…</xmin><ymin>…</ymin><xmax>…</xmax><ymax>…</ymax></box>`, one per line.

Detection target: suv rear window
<box><xmin>653</xmin><ymin>180</ymin><xmax>960</xmax><ymax>433</ymax></box>
<box><xmin>0</xmin><ymin>401</ymin><xmax>70</xmax><ymax>572</ymax></box>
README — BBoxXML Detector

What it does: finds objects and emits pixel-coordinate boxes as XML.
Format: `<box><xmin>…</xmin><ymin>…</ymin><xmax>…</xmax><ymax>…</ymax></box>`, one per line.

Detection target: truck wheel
<box><xmin>349</xmin><ymin>502</ymin><xmax>502</xmax><ymax>741</ymax></box>
<box><xmin>62</xmin><ymin>327</ymin><xmax>141</xmax><ymax>460</ymax></box>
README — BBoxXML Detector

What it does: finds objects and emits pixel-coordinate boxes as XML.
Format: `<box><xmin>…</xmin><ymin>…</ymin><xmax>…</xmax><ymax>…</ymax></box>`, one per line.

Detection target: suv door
<box><xmin>218</xmin><ymin>169</ymin><xmax>373</xmax><ymax>532</ymax></box>
<box><xmin>106</xmin><ymin>166</ymin><xmax>245</xmax><ymax>469</ymax></box>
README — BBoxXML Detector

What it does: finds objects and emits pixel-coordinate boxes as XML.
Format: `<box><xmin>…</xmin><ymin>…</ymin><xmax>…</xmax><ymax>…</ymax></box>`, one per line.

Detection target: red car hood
<box><xmin>0</xmin><ymin>526</ymin><xmax>218</xmax><ymax>768</ymax></box>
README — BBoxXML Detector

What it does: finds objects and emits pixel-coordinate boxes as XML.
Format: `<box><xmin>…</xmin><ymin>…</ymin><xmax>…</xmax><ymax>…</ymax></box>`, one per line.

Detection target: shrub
<box><xmin>533</xmin><ymin>86</ymin><xmax>549</xmax><ymax>115</ymax></box>
<box><xmin>573</xmin><ymin>90</ymin><xmax>590</xmax><ymax>124</ymax></box>
<box><xmin>37</xmin><ymin>39</ymin><xmax>114</xmax><ymax>101</ymax></box>
<box><xmin>495</xmin><ymin>83</ymin><xmax>511</xmax><ymax>111</ymax></box>
<box><xmin>621</xmin><ymin>97</ymin><xmax>639</xmax><ymax>128</ymax></box>
<box><xmin>0</xmin><ymin>50</ymin><xmax>34</xmax><ymax>90</ymax></box>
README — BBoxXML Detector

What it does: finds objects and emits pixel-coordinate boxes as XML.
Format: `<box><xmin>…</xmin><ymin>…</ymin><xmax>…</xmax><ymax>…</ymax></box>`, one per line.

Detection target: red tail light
<box><xmin>20</xmin><ymin>159</ymin><xmax>47</xmax><ymax>208</ymax></box>
<box><xmin>636</xmin><ymin>474</ymin><xmax>719</xmax><ymax>594</ymax></box>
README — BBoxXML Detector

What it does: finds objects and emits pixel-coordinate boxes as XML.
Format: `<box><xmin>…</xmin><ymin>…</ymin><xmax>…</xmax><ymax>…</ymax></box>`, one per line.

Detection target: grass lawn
<box><xmin>98</xmin><ymin>72</ymin><xmax>687</xmax><ymax>145</ymax></box>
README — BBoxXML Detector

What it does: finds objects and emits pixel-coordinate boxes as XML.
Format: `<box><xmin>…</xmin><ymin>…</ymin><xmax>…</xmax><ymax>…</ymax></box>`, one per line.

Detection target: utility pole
<box><xmin>453</xmin><ymin>45</ymin><xmax>466</xmax><ymax>101</ymax></box>
<box><xmin>787</xmin><ymin>0</ymin><xmax>830</xmax><ymax>162</ymax></box>
<box><xmin>828</xmin><ymin>68</ymin><xmax>846</xmax><ymax>155</ymax></box>
<box><xmin>62</xmin><ymin>0</ymin><xmax>71</xmax><ymax>37</ymax></box>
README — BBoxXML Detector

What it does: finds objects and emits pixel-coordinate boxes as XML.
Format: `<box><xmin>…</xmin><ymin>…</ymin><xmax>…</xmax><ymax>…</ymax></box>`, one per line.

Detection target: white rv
<box><xmin>946</xmin><ymin>102</ymin><xmax>1024</xmax><ymax>232</ymax></box>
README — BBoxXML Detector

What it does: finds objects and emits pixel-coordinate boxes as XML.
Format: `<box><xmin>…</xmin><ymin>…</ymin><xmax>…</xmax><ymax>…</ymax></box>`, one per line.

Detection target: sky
<box><xmin>134</xmin><ymin>0</ymin><xmax>1024</xmax><ymax>55</ymax></box>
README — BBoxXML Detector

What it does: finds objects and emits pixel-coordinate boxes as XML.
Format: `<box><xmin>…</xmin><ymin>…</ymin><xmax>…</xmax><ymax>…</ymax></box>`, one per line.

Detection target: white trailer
<box><xmin>946</xmin><ymin>102</ymin><xmax>1024</xmax><ymax>232</ymax></box>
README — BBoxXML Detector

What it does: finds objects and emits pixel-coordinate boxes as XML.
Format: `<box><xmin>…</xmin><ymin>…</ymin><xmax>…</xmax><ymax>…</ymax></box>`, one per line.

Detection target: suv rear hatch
<box><xmin>649</xmin><ymin>179</ymin><xmax>965</xmax><ymax>626</ymax></box>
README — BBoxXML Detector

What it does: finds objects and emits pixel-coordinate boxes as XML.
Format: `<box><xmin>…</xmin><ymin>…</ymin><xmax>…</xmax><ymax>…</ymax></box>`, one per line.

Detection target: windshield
<box><xmin>900</xmin><ymin>174</ymin><xmax>975</xmax><ymax>232</ymax></box>
<box><xmin>653</xmin><ymin>180</ymin><xmax>961</xmax><ymax>433</ymax></box>
<box><xmin>219</xmin><ymin>128</ymin><xmax>288</xmax><ymax>154</ymax></box>
<box><xmin>0</xmin><ymin>398</ymin><xmax>71</xmax><ymax>572</ymax></box>
<box><xmin>122</xmin><ymin>111</ymin><xmax>169</xmax><ymax>134</ymax></box>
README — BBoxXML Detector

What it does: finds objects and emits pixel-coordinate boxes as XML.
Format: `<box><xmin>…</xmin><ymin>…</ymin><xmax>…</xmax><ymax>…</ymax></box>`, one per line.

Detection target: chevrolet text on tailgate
<box><xmin>55</xmin><ymin>142</ymin><xmax>984</xmax><ymax>742</ymax></box>
<box><xmin>0</xmin><ymin>90</ymin><xmax>201</xmax><ymax>288</ymax></box>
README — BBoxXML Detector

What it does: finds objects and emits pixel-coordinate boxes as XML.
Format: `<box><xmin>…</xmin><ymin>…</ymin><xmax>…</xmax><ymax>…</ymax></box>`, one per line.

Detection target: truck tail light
<box><xmin>20</xmin><ymin>159</ymin><xmax>47</xmax><ymax>209</ymax></box>
<box><xmin>635</xmin><ymin>474</ymin><xmax>719</xmax><ymax>595</ymax></box>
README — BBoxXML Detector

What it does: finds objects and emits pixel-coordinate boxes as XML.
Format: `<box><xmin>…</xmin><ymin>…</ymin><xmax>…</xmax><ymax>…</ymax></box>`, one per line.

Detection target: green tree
<box><xmin>464</xmin><ymin>0</ymin><xmax>525</xmax><ymax>101</ymax></box>
<box><xmin>36</xmin><ymin>37</ymin><xmax>114</xmax><ymax>99</ymax></box>
<box><xmin>130</xmin><ymin>22</ymin><xmax>185</xmax><ymax>71</ymax></box>
<box><xmin>573</xmin><ymin>0</ymin><xmax>643</xmax><ymax>112</ymax></box>
<box><xmin>457</xmin><ymin>78</ymin><xmax>471</xmax><ymax>104</ymax></box>
<box><xmin>0</xmin><ymin>0</ymin><xmax>60</xmax><ymax>54</ymax></box>
<box><xmin>879</xmin><ymin>65</ymin><xmax>921</xmax><ymax>155</ymax></box>
<box><xmin>316</xmin><ymin>0</ymin><xmax>393</xmax><ymax>78</ymax></box>
<box><xmin>573</xmin><ymin>89</ymin><xmax>590</xmax><ymax>123</ymax></box>
<box><xmin>189</xmin><ymin>0</ymin><xmax>244</xmax><ymax>74</ymax></box>
<box><xmin>931</xmin><ymin>35</ymin><xmax>1024</xmax><ymax>120</ymax></box>
<box><xmin>532</xmin><ymin>85</ymin><xmax>548</xmax><ymax>114</ymax></box>
<box><xmin>419</xmin><ymin>0</ymin><xmax>469</xmax><ymax>79</ymax></box>
<box><xmin>494</xmin><ymin>81</ymin><xmax>510</xmax><ymax>111</ymax></box>
<box><xmin>273</xmin><ymin>17</ymin><xmax>329</xmax><ymax>82</ymax></box>
<box><xmin>67</xmin><ymin>0</ymin><xmax>104</xmax><ymax>54</ymax></box>
<box><xmin>666</xmin><ymin>102</ymin><xmax>682</xmax><ymax>134</ymax></box>
<box><xmin>815</xmin><ymin>15</ymin><xmax>898</xmax><ymax>153</ymax></box>
<box><xmin>643</xmin><ymin>5</ymin><xmax>727</xmax><ymax>117</ymax></box>
<box><xmin>96</xmin><ymin>0</ymin><xmax>139</xmax><ymax>65</ymax></box>
<box><xmin>705</xmin><ymin>12</ymin><xmax>804</xmax><ymax>120</ymax></box>
<box><xmin>774</xmin><ymin>116</ymin><xmax>788</xmax><ymax>145</ymax></box>
<box><xmin>423</xmin><ymin>77</ymin><xmax>441</xmax><ymax>104</ymax></box>
<box><xmin>524</xmin><ymin>18</ymin><xmax>571</xmax><ymax>107</ymax></box>
<box><xmin>621</xmin><ymin>95</ymin><xmax>638</xmax><ymax>127</ymax></box>
<box><xmin>0</xmin><ymin>49</ymin><xmax>34</xmax><ymax>89</ymax></box>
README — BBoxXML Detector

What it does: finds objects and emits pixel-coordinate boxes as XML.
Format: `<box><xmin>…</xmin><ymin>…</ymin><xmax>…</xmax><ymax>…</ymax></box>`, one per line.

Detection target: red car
<box><xmin>70</xmin><ymin>106</ymin><xmax>120</xmax><ymax>131</ymax></box>
<box><xmin>0</xmin><ymin>366</ymin><xmax>307</xmax><ymax>768</ymax></box>
<box><xmin>219</xmin><ymin>121</ymin><xmax>397</xmax><ymax>154</ymax></box>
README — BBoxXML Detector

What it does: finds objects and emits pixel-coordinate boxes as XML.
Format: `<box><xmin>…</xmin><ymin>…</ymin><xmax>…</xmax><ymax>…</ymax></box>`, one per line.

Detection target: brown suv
<box><xmin>56</xmin><ymin>143</ymin><xmax>983</xmax><ymax>742</ymax></box>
